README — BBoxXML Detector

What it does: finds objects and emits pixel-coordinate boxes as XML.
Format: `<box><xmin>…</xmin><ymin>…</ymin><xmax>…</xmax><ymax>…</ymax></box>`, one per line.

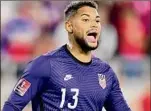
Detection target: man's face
<box><xmin>70</xmin><ymin>6</ymin><xmax>101</xmax><ymax>51</ymax></box>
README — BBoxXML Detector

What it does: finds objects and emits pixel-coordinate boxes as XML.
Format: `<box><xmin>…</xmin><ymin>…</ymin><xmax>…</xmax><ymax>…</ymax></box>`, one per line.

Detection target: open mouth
<box><xmin>86</xmin><ymin>31</ymin><xmax>98</xmax><ymax>43</ymax></box>
<box><xmin>87</xmin><ymin>32</ymin><xmax>97</xmax><ymax>38</ymax></box>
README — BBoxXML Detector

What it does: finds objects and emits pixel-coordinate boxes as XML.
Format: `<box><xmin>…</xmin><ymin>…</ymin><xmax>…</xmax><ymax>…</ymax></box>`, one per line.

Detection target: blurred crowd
<box><xmin>1</xmin><ymin>1</ymin><xmax>150</xmax><ymax>111</ymax></box>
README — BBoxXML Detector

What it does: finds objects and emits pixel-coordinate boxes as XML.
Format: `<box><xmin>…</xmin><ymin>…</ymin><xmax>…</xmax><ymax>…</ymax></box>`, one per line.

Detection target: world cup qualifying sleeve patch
<box><xmin>14</xmin><ymin>78</ymin><xmax>31</xmax><ymax>96</ymax></box>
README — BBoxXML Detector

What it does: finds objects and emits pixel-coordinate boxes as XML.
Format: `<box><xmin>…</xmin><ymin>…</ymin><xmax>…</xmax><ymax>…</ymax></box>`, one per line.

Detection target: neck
<box><xmin>66</xmin><ymin>43</ymin><xmax>92</xmax><ymax>63</ymax></box>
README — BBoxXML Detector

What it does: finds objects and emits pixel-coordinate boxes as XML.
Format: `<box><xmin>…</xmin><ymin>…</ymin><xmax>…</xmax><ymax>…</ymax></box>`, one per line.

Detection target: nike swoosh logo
<box><xmin>64</xmin><ymin>75</ymin><xmax>73</xmax><ymax>81</ymax></box>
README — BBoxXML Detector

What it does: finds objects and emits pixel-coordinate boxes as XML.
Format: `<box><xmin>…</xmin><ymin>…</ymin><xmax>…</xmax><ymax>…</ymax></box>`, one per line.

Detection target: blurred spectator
<box><xmin>117</xmin><ymin>5</ymin><xmax>146</xmax><ymax>59</ymax></box>
<box><xmin>17</xmin><ymin>1</ymin><xmax>50</xmax><ymax>28</ymax></box>
<box><xmin>42</xmin><ymin>0</ymin><xmax>69</xmax><ymax>34</ymax></box>
<box><xmin>32</xmin><ymin>27</ymin><xmax>57</xmax><ymax>58</ymax></box>
<box><xmin>110</xmin><ymin>2</ymin><xmax>149</xmax><ymax>77</ymax></box>
<box><xmin>132</xmin><ymin>1</ymin><xmax>151</xmax><ymax>36</ymax></box>
<box><xmin>1</xmin><ymin>1</ymin><xmax>53</xmax><ymax>78</ymax></box>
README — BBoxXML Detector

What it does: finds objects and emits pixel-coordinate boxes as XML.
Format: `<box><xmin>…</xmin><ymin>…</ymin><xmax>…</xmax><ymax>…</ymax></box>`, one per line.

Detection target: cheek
<box><xmin>98</xmin><ymin>25</ymin><xmax>102</xmax><ymax>36</ymax></box>
<box><xmin>73</xmin><ymin>20</ymin><xmax>90</xmax><ymax>36</ymax></box>
<box><xmin>98</xmin><ymin>24</ymin><xmax>102</xmax><ymax>31</ymax></box>
<box><xmin>74</xmin><ymin>24</ymin><xmax>87</xmax><ymax>36</ymax></box>
<box><xmin>73</xmin><ymin>21</ymin><xmax>81</xmax><ymax>33</ymax></box>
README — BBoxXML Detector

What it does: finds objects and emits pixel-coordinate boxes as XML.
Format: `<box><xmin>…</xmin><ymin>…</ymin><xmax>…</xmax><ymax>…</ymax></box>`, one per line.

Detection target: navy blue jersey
<box><xmin>3</xmin><ymin>44</ymin><xmax>131</xmax><ymax>111</ymax></box>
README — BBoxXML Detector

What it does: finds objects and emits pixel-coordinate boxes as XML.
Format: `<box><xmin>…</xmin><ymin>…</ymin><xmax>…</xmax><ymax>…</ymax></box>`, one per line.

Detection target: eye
<box><xmin>96</xmin><ymin>19</ymin><xmax>100</xmax><ymax>23</ymax></box>
<box><xmin>82</xmin><ymin>19</ymin><xmax>89</xmax><ymax>22</ymax></box>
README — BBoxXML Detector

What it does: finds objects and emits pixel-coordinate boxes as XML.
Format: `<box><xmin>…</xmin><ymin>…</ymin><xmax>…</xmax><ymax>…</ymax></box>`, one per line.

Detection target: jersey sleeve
<box><xmin>2</xmin><ymin>55</ymin><xmax>51</xmax><ymax>111</ymax></box>
<box><xmin>104</xmin><ymin>67</ymin><xmax>131</xmax><ymax>111</ymax></box>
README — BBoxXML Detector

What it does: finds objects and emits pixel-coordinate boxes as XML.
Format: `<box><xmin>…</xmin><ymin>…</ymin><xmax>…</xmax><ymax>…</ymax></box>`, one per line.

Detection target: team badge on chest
<box><xmin>98</xmin><ymin>74</ymin><xmax>106</xmax><ymax>89</ymax></box>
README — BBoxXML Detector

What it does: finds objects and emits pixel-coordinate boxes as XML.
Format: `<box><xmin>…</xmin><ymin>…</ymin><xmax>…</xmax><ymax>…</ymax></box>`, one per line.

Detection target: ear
<box><xmin>65</xmin><ymin>20</ymin><xmax>73</xmax><ymax>33</ymax></box>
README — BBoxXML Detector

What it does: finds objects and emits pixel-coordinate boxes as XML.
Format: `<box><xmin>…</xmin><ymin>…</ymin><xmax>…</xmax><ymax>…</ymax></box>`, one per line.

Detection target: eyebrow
<box><xmin>81</xmin><ymin>14</ymin><xmax>90</xmax><ymax>17</ymax></box>
<box><xmin>81</xmin><ymin>14</ymin><xmax>100</xmax><ymax>18</ymax></box>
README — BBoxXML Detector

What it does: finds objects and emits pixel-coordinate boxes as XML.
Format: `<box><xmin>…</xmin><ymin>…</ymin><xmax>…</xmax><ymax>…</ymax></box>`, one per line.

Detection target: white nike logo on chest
<box><xmin>64</xmin><ymin>74</ymin><xmax>74</xmax><ymax>81</ymax></box>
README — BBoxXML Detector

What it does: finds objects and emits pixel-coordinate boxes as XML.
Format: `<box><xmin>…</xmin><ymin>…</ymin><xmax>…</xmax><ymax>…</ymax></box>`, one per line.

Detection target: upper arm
<box><xmin>104</xmin><ymin>67</ymin><xmax>131</xmax><ymax>111</ymax></box>
<box><xmin>2</xmin><ymin>56</ymin><xmax>50</xmax><ymax>111</ymax></box>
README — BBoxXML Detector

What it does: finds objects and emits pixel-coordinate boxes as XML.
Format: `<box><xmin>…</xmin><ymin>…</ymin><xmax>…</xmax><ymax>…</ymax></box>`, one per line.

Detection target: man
<box><xmin>3</xmin><ymin>1</ymin><xmax>131</xmax><ymax>111</ymax></box>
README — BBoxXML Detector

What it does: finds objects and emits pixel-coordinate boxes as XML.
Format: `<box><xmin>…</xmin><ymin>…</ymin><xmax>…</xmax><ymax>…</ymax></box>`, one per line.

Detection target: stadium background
<box><xmin>1</xmin><ymin>1</ymin><xmax>150</xmax><ymax>111</ymax></box>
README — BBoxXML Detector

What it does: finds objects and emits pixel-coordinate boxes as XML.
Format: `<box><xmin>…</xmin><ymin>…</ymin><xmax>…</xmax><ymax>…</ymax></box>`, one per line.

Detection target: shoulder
<box><xmin>23</xmin><ymin>55</ymin><xmax>51</xmax><ymax>77</ymax></box>
<box><xmin>92</xmin><ymin>56</ymin><xmax>111</xmax><ymax>71</ymax></box>
<box><xmin>42</xmin><ymin>45</ymin><xmax>67</xmax><ymax>58</ymax></box>
<box><xmin>92</xmin><ymin>57</ymin><xmax>118</xmax><ymax>82</ymax></box>
<box><xmin>24</xmin><ymin>45</ymin><xmax>65</xmax><ymax>77</ymax></box>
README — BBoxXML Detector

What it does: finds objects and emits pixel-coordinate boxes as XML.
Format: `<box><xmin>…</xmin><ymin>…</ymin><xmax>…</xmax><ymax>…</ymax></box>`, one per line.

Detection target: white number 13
<box><xmin>60</xmin><ymin>88</ymin><xmax>79</xmax><ymax>109</ymax></box>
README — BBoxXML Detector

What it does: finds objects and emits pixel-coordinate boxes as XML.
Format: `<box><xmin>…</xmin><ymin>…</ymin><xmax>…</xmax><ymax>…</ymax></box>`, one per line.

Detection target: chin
<box><xmin>89</xmin><ymin>46</ymin><xmax>98</xmax><ymax>50</ymax></box>
<box><xmin>88</xmin><ymin>42</ymin><xmax>97</xmax><ymax>46</ymax></box>
<box><xmin>75</xmin><ymin>37</ymin><xmax>99</xmax><ymax>51</ymax></box>
<box><xmin>87</xmin><ymin>43</ymin><xmax>98</xmax><ymax>50</ymax></box>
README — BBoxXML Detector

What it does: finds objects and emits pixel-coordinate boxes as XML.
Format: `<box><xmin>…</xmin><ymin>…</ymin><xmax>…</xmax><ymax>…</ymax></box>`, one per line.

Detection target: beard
<box><xmin>75</xmin><ymin>36</ymin><xmax>100</xmax><ymax>52</ymax></box>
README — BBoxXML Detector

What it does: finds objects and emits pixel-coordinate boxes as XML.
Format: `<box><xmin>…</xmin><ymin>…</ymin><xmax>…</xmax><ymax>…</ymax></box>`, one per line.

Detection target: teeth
<box><xmin>88</xmin><ymin>31</ymin><xmax>96</xmax><ymax>34</ymax></box>
<box><xmin>88</xmin><ymin>29</ymin><xmax>97</xmax><ymax>33</ymax></box>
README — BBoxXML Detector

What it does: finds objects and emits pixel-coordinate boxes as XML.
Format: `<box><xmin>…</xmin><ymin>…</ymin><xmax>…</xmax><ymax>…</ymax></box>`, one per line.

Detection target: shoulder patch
<box><xmin>14</xmin><ymin>78</ymin><xmax>31</xmax><ymax>96</ymax></box>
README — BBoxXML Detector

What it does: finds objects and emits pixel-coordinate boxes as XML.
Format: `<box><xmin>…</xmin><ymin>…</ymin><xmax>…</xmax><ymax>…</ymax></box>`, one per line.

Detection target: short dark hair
<box><xmin>64</xmin><ymin>1</ymin><xmax>98</xmax><ymax>20</ymax></box>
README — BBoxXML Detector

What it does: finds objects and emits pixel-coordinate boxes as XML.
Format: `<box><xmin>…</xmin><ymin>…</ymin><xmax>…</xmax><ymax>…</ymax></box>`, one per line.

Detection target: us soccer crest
<box><xmin>98</xmin><ymin>74</ymin><xmax>106</xmax><ymax>89</ymax></box>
